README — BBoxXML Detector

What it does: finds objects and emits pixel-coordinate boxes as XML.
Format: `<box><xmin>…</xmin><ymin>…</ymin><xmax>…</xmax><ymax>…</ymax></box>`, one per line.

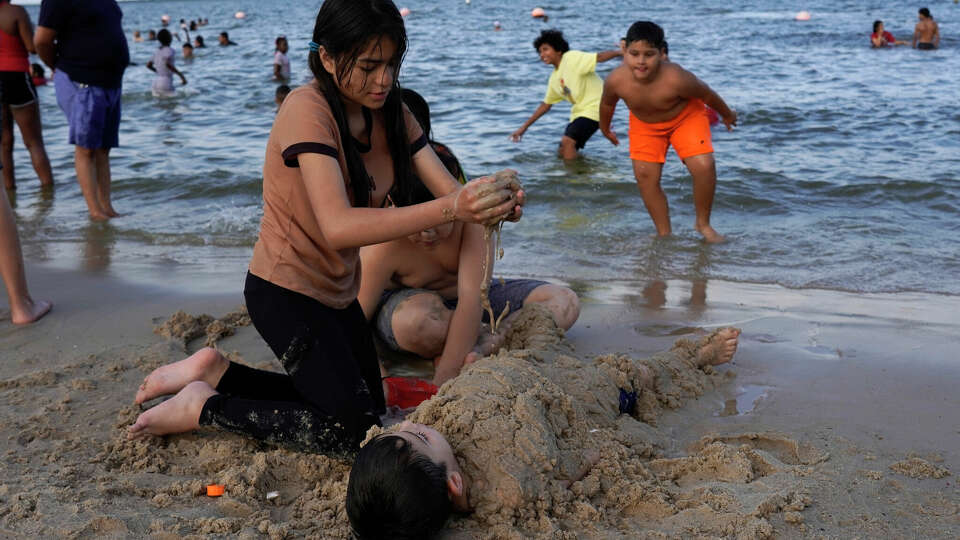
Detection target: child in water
<box><xmin>600</xmin><ymin>21</ymin><xmax>736</xmax><ymax>243</ymax></box>
<box><xmin>273</xmin><ymin>36</ymin><xmax>290</xmax><ymax>80</ymax></box>
<box><xmin>146</xmin><ymin>29</ymin><xmax>187</xmax><ymax>97</ymax></box>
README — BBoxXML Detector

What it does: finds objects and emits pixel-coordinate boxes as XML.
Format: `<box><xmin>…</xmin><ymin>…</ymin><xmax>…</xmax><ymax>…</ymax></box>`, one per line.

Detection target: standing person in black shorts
<box><xmin>510</xmin><ymin>29</ymin><xmax>622</xmax><ymax>160</ymax></box>
<box><xmin>0</xmin><ymin>0</ymin><xmax>54</xmax><ymax>191</ymax></box>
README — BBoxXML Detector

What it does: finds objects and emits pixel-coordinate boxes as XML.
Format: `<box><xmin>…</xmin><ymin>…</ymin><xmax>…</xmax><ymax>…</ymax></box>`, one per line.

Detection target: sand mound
<box><xmin>153</xmin><ymin>307</ymin><xmax>251</xmax><ymax>349</ymax></box>
<box><xmin>890</xmin><ymin>457</ymin><xmax>951</xmax><ymax>479</ymax></box>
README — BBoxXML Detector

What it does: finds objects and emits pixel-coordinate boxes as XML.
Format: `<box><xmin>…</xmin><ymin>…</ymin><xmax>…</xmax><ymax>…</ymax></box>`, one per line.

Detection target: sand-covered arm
<box><xmin>433</xmin><ymin>223</ymin><xmax>489</xmax><ymax>386</ymax></box>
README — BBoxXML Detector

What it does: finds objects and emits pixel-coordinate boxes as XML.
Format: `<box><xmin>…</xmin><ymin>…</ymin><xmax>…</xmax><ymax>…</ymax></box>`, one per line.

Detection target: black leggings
<box><xmin>198</xmin><ymin>272</ymin><xmax>385</xmax><ymax>455</ymax></box>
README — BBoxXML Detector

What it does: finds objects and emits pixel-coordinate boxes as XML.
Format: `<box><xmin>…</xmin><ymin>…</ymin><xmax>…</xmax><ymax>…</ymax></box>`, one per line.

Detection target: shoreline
<box><xmin>2</xmin><ymin>263</ymin><xmax>958</xmax><ymax>537</ymax></box>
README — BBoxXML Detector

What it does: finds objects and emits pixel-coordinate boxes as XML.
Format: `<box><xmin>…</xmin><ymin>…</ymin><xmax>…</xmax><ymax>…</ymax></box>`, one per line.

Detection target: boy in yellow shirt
<box><xmin>511</xmin><ymin>29</ymin><xmax>622</xmax><ymax>159</ymax></box>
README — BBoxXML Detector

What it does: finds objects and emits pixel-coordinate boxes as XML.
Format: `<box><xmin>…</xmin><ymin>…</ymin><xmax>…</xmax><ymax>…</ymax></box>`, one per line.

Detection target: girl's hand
<box><xmin>452</xmin><ymin>169</ymin><xmax>523</xmax><ymax>225</ymax></box>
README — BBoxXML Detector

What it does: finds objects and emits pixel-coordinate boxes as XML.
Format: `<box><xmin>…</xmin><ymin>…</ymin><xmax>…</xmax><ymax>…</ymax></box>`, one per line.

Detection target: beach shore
<box><xmin>1</xmin><ymin>264</ymin><xmax>958</xmax><ymax>538</ymax></box>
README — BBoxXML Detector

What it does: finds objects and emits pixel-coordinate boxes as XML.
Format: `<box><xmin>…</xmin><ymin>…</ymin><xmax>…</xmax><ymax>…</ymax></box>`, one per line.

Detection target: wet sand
<box><xmin>1</xmin><ymin>266</ymin><xmax>958</xmax><ymax>538</ymax></box>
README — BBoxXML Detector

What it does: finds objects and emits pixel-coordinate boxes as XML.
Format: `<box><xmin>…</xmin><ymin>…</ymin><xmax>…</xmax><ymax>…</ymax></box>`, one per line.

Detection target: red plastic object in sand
<box><xmin>384</xmin><ymin>377</ymin><xmax>439</xmax><ymax>409</ymax></box>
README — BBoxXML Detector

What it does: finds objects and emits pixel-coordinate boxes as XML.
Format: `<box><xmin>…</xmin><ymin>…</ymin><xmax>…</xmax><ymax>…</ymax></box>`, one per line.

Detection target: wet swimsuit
<box><xmin>628</xmin><ymin>98</ymin><xmax>713</xmax><ymax>163</ymax></box>
<box><xmin>0</xmin><ymin>26</ymin><xmax>36</xmax><ymax>108</ymax></box>
<box><xmin>917</xmin><ymin>42</ymin><xmax>935</xmax><ymax>50</ymax></box>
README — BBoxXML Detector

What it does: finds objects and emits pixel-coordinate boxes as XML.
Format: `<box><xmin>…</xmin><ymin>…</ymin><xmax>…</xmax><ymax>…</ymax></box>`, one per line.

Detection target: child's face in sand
<box><xmin>407</xmin><ymin>222</ymin><xmax>455</xmax><ymax>248</ymax></box>
<box><xmin>319</xmin><ymin>36</ymin><xmax>397</xmax><ymax>110</ymax></box>
<box><xmin>624</xmin><ymin>40</ymin><xmax>664</xmax><ymax>82</ymax></box>
<box><xmin>395</xmin><ymin>421</ymin><xmax>470</xmax><ymax>511</ymax></box>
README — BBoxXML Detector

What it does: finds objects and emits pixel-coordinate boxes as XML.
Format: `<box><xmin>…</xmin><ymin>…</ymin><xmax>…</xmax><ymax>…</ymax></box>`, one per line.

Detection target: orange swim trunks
<box><xmin>628</xmin><ymin>99</ymin><xmax>713</xmax><ymax>163</ymax></box>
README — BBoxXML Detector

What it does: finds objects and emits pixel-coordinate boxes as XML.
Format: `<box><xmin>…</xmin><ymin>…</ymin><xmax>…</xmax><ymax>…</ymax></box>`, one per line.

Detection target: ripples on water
<box><xmin>10</xmin><ymin>0</ymin><xmax>960</xmax><ymax>295</ymax></box>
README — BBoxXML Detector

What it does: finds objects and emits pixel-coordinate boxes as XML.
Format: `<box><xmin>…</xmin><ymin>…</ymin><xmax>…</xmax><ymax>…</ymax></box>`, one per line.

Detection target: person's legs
<box><xmin>0</xmin><ymin>187</ymin><xmax>51</xmax><ymax>324</ymax></box>
<box><xmin>74</xmin><ymin>146</ymin><xmax>109</xmax><ymax>220</ymax></box>
<box><xmin>11</xmin><ymin>103</ymin><xmax>54</xmax><ymax>188</ymax></box>
<box><xmin>557</xmin><ymin>136</ymin><xmax>578</xmax><ymax>160</ymax></box>
<box><xmin>134</xmin><ymin>347</ymin><xmax>231</xmax><ymax>404</ymax></box>
<box><xmin>390</xmin><ymin>291</ymin><xmax>454</xmax><ymax>358</ymax></box>
<box><xmin>94</xmin><ymin>148</ymin><xmax>117</xmax><ymax>217</ymax></box>
<box><xmin>522</xmin><ymin>283</ymin><xmax>580</xmax><ymax>330</ymax></box>
<box><xmin>681</xmin><ymin>153</ymin><xmax>723</xmax><ymax>243</ymax></box>
<box><xmin>1</xmin><ymin>104</ymin><xmax>14</xmax><ymax>190</ymax></box>
<box><xmin>632</xmin><ymin>159</ymin><xmax>670</xmax><ymax>236</ymax></box>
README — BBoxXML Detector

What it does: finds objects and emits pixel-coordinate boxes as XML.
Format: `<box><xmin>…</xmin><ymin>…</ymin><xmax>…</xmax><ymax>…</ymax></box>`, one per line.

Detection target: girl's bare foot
<box><xmin>697</xmin><ymin>327</ymin><xmax>741</xmax><ymax>366</ymax></box>
<box><xmin>11</xmin><ymin>298</ymin><xmax>52</xmax><ymax>325</ymax></box>
<box><xmin>128</xmin><ymin>381</ymin><xmax>217</xmax><ymax>439</ymax></box>
<box><xmin>134</xmin><ymin>347</ymin><xmax>228</xmax><ymax>405</ymax></box>
<box><xmin>696</xmin><ymin>224</ymin><xmax>726</xmax><ymax>244</ymax></box>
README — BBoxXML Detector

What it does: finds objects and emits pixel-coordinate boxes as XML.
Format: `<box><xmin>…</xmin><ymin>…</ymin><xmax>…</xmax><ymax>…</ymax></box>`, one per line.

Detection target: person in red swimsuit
<box><xmin>0</xmin><ymin>0</ymin><xmax>54</xmax><ymax>191</ymax></box>
<box><xmin>871</xmin><ymin>20</ymin><xmax>906</xmax><ymax>48</ymax></box>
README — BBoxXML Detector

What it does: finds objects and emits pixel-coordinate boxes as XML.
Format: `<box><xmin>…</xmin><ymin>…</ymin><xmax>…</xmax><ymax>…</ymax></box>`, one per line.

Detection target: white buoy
<box><xmin>234</xmin><ymin>11</ymin><xmax>246</xmax><ymax>19</ymax></box>
<box><xmin>465</xmin><ymin>0</ymin><xmax>471</xmax><ymax>4</ymax></box>
<box><xmin>795</xmin><ymin>11</ymin><xmax>811</xmax><ymax>21</ymax></box>
<box><xmin>399</xmin><ymin>7</ymin><xmax>411</xmax><ymax>17</ymax></box>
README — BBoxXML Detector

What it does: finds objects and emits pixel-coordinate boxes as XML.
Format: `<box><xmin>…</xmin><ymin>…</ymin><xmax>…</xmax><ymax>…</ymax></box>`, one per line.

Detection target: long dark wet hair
<box><xmin>307</xmin><ymin>0</ymin><xmax>414</xmax><ymax>208</ymax></box>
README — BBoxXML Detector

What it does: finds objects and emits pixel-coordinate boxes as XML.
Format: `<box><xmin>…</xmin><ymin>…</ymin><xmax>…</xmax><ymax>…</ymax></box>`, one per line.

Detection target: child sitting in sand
<box><xmin>599</xmin><ymin>21</ymin><xmax>736</xmax><ymax>243</ymax></box>
<box><xmin>359</xmin><ymin>172</ymin><xmax>579</xmax><ymax>386</ymax></box>
<box><xmin>146</xmin><ymin>29</ymin><xmax>187</xmax><ymax>97</ymax></box>
<box><xmin>345</xmin><ymin>316</ymin><xmax>741</xmax><ymax>539</ymax></box>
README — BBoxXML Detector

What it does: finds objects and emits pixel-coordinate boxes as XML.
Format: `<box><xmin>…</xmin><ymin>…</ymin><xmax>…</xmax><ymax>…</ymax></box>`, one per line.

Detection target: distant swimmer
<box><xmin>599</xmin><ymin>21</ymin><xmax>736</xmax><ymax>243</ymax></box>
<box><xmin>273</xmin><ymin>35</ymin><xmax>290</xmax><ymax>81</ymax></box>
<box><xmin>181</xmin><ymin>42</ymin><xmax>193</xmax><ymax>60</ymax></box>
<box><xmin>871</xmin><ymin>20</ymin><xmax>906</xmax><ymax>47</ymax></box>
<box><xmin>510</xmin><ymin>29</ymin><xmax>623</xmax><ymax>160</ymax></box>
<box><xmin>218</xmin><ymin>31</ymin><xmax>237</xmax><ymax>46</ymax></box>
<box><xmin>912</xmin><ymin>7</ymin><xmax>939</xmax><ymax>50</ymax></box>
<box><xmin>194</xmin><ymin>35</ymin><xmax>205</xmax><ymax>48</ymax></box>
<box><xmin>146</xmin><ymin>29</ymin><xmax>187</xmax><ymax>97</ymax></box>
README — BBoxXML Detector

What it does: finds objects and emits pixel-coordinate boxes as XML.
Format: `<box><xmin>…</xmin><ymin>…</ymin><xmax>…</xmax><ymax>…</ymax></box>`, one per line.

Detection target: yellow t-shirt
<box><xmin>543</xmin><ymin>50</ymin><xmax>602</xmax><ymax>122</ymax></box>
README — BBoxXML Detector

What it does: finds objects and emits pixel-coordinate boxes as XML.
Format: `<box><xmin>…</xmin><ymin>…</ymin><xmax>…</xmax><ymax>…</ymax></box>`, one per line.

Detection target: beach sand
<box><xmin>1</xmin><ymin>266</ymin><xmax>958</xmax><ymax>538</ymax></box>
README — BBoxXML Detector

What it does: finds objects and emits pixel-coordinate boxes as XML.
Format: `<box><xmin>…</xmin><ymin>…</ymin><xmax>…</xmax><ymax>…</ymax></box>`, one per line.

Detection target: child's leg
<box><xmin>0</xmin><ymin>187</ymin><xmax>51</xmax><ymax>324</ymax></box>
<box><xmin>631</xmin><ymin>159</ymin><xmax>670</xmax><ymax>236</ymax></box>
<box><xmin>557</xmin><ymin>136</ymin><xmax>578</xmax><ymax>160</ymax></box>
<box><xmin>682</xmin><ymin>153</ymin><xmax>724</xmax><ymax>243</ymax></box>
<box><xmin>11</xmin><ymin>103</ymin><xmax>54</xmax><ymax>188</ymax></box>
<box><xmin>522</xmin><ymin>283</ymin><xmax>580</xmax><ymax>330</ymax></box>
<box><xmin>390</xmin><ymin>291</ymin><xmax>454</xmax><ymax>358</ymax></box>
<box><xmin>2</xmin><ymin>104</ymin><xmax>15</xmax><ymax>190</ymax></box>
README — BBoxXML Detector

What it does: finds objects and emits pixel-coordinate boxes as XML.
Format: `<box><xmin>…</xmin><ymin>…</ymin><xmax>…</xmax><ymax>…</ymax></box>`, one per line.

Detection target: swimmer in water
<box><xmin>912</xmin><ymin>7</ymin><xmax>939</xmax><ymax>50</ymax></box>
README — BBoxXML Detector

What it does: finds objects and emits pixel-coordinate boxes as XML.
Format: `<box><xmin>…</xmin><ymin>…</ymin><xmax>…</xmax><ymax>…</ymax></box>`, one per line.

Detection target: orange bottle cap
<box><xmin>206</xmin><ymin>484</ymin><xmax>225</xmax><ymax>497</ymax></box>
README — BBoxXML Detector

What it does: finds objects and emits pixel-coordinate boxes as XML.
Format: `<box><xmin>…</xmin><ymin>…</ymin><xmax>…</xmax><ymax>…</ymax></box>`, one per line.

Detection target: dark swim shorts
<box><xmin>0</xmin><ymin>71</ymin><xmax>37</xmax><ymax>108</ymax></box>
<box><xmin>917</xmin><ymin>42</ymin><xmax>935</xmax><ymax>50</ymax></box>
<box><xmin>373</xmin><ymin>278</ymin><xmax>547</xmax><ymax>352</ymax></box>
<box><xmin>564</xmin><ymin>116</ymin><xmax>599</xmax><ymax>149</ymax></box>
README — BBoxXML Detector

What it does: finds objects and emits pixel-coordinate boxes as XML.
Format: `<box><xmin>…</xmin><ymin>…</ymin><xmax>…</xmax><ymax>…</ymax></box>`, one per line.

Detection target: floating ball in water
<box><xmin>531</xmin><ymin>7</ymin><xmax>546</xmax><ymax>18</ymax></box>
<box><xmin>234</xmin><ymin>11</ymin><xmax>246</xmax><ymax>19</ymax></box>
<box><xmin>465</xmin><ymin>0</ymin><xmax>470</xmax><ymax>4</ymax></box>
<box><xmin>795</xmin><ymin>11</ymin><xmax>811</xmax><ymax>21</ymax></box>
<box><xmin>160</xmin><ymin>14</ymin><xmax>171</xmax><ymax>24</ymax></box>
<box><xmin>399</xmin><ymin>7</ymin><xmax>411</xmax><ymax>17</ymax></box>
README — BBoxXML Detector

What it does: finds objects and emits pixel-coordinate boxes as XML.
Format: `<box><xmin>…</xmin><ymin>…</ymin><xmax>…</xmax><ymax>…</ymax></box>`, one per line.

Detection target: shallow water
<box><xmin>10</xmin><ymin>0</ymin><xmax>960</xmax><ymax>298</ymax></box>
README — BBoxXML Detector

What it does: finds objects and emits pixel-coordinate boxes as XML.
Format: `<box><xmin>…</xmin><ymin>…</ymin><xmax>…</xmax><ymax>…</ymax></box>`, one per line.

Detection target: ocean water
<box><xmin>10</xmin><ymin>0</ymin><xmax>960</xmax><ymax>299</ymax></box>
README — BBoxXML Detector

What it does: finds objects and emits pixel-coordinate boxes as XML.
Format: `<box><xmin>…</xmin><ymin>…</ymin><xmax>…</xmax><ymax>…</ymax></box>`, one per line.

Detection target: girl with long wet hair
<box><xmin>128</xmin><ymin>0</ymin><xmax>523</xmax><ymax>455</ymax></box>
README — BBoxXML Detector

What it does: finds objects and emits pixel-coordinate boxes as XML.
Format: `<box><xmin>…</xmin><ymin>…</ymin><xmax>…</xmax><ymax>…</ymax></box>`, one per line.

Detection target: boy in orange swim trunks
<box><xmin>600</xmin><ymin>21</ymin><xmax>736</xmax><ymax>243</ymax></box>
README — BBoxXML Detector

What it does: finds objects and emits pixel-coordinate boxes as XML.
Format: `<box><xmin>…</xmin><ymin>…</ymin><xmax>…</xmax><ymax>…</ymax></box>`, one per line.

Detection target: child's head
<box><xmin>157</xmin><ymin>28</ymin><xmax>172</xmax><ymax>46</ymax></box>
<box><xmin>873</xmin><ymin>20</ymin><xmax>883</xmax><ymax>33</ymax></box>
<box><xmin>275</xmin><ymin>84</ymin><xmax>291</xmax><ymax>107</ymax></box>
<box><xmin>346</xmin><ymin>422</ymin><xmax>468</xmax><ymax>540</ymax></box>
<box><xmin>533</xmin><ymin>29</ymin><xmax>568</xmax><ymax>64</ymax></box>
<box><xmin>401</xmin><ymin>88</ymin><xmax>431</xmax><ymax>141</ymax></box>
<box><xmin>182</xmin><ymin>42</ymin><xmax>194</xmax><ymax>57</ymax></box>
<box><xmin>623</xmin><ymin>21</ymin><xmax>666</xmax><ymax>81</ymax></box>
<box><xmin>195</xmin><ymin>36</ymin><xmax>205</xmax><ymax>47</ymax></box>
<box><xmin>218</xmin><ymin>31</ymin><xmax>230</xmax><ymax>44</ymax></box>
<box><xmin>918</xmin><ymin>7</ymin><xmax>931</xmax><ymax>19</ymax></box>
<box><xmin>275</xmin><ymin>36</ymin><xmax>288</xmax><ymax>53</ymax></box>
<box><xmin>148</xmin><ymin>29</ymin><xmax>157</xmax><ymax>40</ymax></box>
<box><xmin>31</xmin><ymin>63</ymin><xmax>44</xmax><ymax>78</ymax></box>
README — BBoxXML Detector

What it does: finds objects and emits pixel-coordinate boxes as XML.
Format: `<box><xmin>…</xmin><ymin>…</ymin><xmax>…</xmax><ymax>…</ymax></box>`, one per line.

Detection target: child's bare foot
<box><xmin>128</xmin><ymin>381</ymin><xmax>216</xmax><ymax>439</ymax></box>
<box><xmin>696</xmin><ymin>224</ymin><xmax>726</xmax><ymax>243</ymax></box>
<box><xmin>697</xmin><ymin>327</ymin><xmax>740</xmax><ymax>367</ymax></box>
<box><xmin>11</xmin><ymin>298</ymin><xmax>52</xmax><ymax>325</ymax></box>
<box><xmin>89</xmin><ymin>211</ymin><xmax>111</xmax><ymax>221</ymax></box>
<box><xmin>134</xmin><ymin>347</ymin><xmax>228</xmax><ymax>405</ymax></box>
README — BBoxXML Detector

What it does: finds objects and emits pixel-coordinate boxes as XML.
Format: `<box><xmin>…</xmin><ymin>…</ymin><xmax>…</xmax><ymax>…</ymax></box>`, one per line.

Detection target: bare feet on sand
<box><xmin>11</xmin><ymin>298</ymin><xmax>52</xmax><ymax>325</ymax></box>
<box><xmin>696</xmin><ymin>224</ymin><xmax>726</xmax><ymax>244</ymax></box>
<box><xmin>134</xmin><ymin>347</ymin><xmax>228</xmax><ymax>405</ymax></box>
<box><xmin>697</xmin><ymin>327</ymin><xmax>741</xmax><ymax>366</ymax></box>
<box><xmin>128</xmin><ymin>381</ymin><xmax>217</xmax><ymax>439</ymax></box>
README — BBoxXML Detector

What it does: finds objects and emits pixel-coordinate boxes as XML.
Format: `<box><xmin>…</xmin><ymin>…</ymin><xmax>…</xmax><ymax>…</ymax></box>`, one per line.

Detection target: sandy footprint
<box><xmin>134</xmin><ymin>347</ymin><xmax>227</xmax><ymax>405</ymax></box>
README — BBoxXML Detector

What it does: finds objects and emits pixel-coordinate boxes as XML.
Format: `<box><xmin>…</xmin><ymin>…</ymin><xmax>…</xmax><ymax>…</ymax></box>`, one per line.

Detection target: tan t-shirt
<box><xmin>249</xmin><ymin>85</ymin><xmax>426</xmax><ymax>308</ymax></box>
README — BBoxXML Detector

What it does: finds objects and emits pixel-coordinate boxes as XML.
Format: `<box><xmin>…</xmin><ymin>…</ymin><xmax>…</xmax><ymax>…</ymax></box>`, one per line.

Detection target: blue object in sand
<box><xmin>619</xmin><ymin>388</ymin><xmax>638</xmax><ymax>415</ymax></box>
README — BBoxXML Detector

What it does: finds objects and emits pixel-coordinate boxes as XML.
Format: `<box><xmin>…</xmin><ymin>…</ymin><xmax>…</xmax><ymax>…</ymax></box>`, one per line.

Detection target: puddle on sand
<box><xmin>716</xmin><ymin>385</ymin><xmax>773</xmax><ymax>417</ymax></box>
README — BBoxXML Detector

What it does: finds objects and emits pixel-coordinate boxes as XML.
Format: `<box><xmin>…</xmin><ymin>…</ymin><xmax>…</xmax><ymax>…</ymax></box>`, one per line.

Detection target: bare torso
<box><xmin>385</xmin><ymin>223</ymin><xmax>464</xmax><ymax>298</ymax></box>
<box><xmin>0</xmin><ymin>3</ymin><xmax>26</xmax><ymax>38</ymax></box>
<box><xmin>609</xmin><ymin>62</ymin><xmax>692</xmax><ymax>123</ymax></box>
<box><xmin>915</xmin><ymin>19</ymin><xmax>938</xmax><ymax>43</ymax></box>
